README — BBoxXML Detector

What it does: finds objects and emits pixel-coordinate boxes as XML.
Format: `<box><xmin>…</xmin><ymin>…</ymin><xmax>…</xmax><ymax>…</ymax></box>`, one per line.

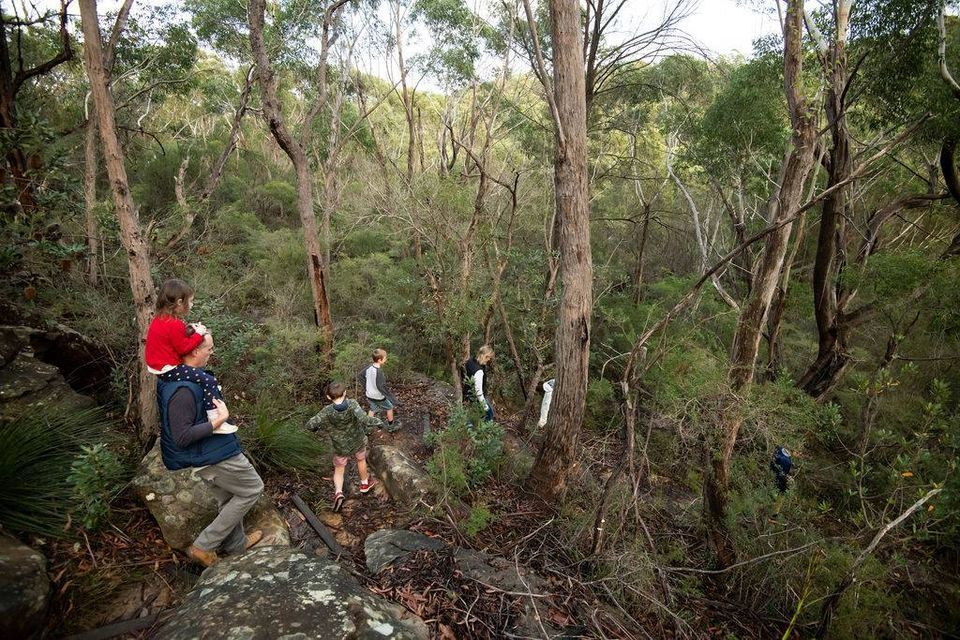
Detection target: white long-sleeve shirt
<box><xmin>473</xmin><ymin>369</ymin><xmax>485</xmax><ymax>403</ymax></box>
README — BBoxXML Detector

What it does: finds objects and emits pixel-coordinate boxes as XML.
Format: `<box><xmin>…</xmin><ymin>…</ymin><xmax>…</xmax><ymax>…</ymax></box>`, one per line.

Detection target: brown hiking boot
<box><xmin>244</xmin><ymin>529</ymin><xmax>264</xmax><ymax>551</ymax></box>
<box><xmin>187</xmin><ymin>545</ymin><xmax>219</xmax><ymax>568</ymax></box>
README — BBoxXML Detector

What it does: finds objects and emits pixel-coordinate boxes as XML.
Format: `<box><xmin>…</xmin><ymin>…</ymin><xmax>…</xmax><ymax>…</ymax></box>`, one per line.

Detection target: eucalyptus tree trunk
<box><xmin>527</xmin><ymin>0</ymin><xmax>593</xmax><ymax>504</ymax></box>
<box><xmin>248</xmin><ymin>0</ymin><xmax>335</xmax><ymax>362</ymax></box>
<box><xmin>83</xmin><ymin>0</ymin><xmax>132</xmax><ymax>284</ymax></box>
<box><xmin>83</xmin><ymin>121</ymin><xmax>99</xmax><ymax>285</ymax></box>
<box><xmin>79</xmin><ymin>0</ymin><xmax>157</xmax><ymax>441</ymax></box>
<box><xmin>701</xmin><ymin>0</ymin><xmax>818</xmax><ymax>566</ymax></box>
<box><xmin>799</xmin><ymin>0</ymin><xmax>853</xmax><ymax>398</ymax></box>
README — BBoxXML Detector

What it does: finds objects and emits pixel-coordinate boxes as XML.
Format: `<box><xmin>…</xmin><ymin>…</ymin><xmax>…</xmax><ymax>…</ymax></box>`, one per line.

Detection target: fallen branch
<box><xmin>291</xmin><ymin>493</ymin><xmax>350</xmax><ymax>560</ymax></box>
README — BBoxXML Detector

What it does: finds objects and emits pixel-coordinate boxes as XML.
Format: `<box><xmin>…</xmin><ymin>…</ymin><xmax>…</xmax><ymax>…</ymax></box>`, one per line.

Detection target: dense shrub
<box><xmin>68</xmin><ymin>443</ymin><xmax>127</xmax><ymax>531</ymax></box>
<box><xmin>427</xmin><ymin>408</ymin><xmax>504</xmax><ymax>496</ymax></box>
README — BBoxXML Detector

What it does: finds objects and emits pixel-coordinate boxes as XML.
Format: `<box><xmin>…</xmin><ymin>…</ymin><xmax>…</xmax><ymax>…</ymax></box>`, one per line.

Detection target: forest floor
<box><xmin>41</xmin><ymin>375</ymin><xmax>781</xmax><ymax>640</ymax></box>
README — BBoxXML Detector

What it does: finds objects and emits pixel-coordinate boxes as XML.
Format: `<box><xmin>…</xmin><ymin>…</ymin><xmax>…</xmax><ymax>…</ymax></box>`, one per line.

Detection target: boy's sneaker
<box><xmin>333</xmin><ymin>491</ymin><xmax>345</xmax><ymax>512</ymax></box>
<box><xmin>386</xmin><ymin>419</ymin><xmax>401</xmax><ymax>433</ymax></box>
<box><xmin>359</xmin><ymin>478</ymin><xmax>378</xmax><ymax>494</ymax></box>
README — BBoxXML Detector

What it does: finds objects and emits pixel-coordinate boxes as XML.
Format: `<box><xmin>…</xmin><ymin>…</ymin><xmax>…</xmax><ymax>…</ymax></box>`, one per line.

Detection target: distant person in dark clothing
<box><xmin>462</xmin><ymin>345</ymin><xmax>495</xmax><ymax>421</ymax></box>
<box><xmin>158</xmin><ymin>334</ymin><xmax>263</xmax><ymax>567</ymax></box>
<box><xmin>771</xmin><ymin>446</ymin><xmax>793</xmax><ymax>492</ymax></box>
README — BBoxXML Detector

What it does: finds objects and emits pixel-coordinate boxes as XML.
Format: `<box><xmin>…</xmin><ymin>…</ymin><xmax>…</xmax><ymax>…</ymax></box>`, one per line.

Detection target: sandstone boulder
<box><xmin>364</xmin><ymin>529</ymin><xmax>447</xmax><ymax>574</ymax></box>
<box><xmin>368</xmin><ymin>445</ymin><xmax>435</xmax><ymax>506</ymax></box>
<box><xmin>0</xmin><ymin>326</ymin><xmax>96</xmax><ymax>423</ymax></box>
<box><xmin>157</xmin><ymin>547</ymin><xmax>428</xmax><ymax>640</ymax></box>
<box><xmin>132</xmin><ymin>442</ymin><xmax>289</xmax><ymax>551</ymax></box>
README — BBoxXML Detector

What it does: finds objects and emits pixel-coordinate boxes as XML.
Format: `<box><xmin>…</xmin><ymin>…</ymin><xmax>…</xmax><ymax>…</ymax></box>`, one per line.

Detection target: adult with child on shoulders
<box><xmin>157</xmin><ymin>333</ymin><xmax>264</xmax><ymax>567</ymax></box>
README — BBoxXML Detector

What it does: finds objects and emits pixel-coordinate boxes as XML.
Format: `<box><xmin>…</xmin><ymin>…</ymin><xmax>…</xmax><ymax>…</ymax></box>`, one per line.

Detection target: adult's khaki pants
<box><xmin>194</xmin><ymin>453</ymin><xmax>264</xmax><ymax>554</ymax></box>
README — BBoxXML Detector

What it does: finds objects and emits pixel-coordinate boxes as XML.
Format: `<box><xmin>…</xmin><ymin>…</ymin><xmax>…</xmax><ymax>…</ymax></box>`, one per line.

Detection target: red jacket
<box><xmin>145</xmin><ymin>315</ymin><xmax>204</xmax><ymax>371</ymax></box>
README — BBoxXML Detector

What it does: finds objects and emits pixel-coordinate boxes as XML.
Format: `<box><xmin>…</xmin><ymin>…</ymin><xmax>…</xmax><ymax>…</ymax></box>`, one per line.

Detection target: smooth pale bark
<box><xmin>701</xmin><ymin>0</ymin><xmax>818</xmax><ymax>566</ymax></box>
<box><xmin>79</xmin><ymin>0</ymin><xmax>157</xmax><ymax>441</ymax></box>
<box><xmin>527</xmin><ymin>0</ymin><xmax>593</xmax><ymax>504</ymax></box>
<box><xmin>666</xmin><ymin>142</ymin><xmax>739</xmax><ymax>311</ymax></box>
<box><xmin>248</xmin><ymin>0</ymin><xmax>334</xmax><ymax>361</ymax></box>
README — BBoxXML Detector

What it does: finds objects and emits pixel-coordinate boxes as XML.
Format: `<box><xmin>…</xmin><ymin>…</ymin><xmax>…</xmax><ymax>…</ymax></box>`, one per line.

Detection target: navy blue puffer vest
<box><xmin>158</xmin><ymin>380</ymin><xmax>241</xmax><ymax>471</ymax></box>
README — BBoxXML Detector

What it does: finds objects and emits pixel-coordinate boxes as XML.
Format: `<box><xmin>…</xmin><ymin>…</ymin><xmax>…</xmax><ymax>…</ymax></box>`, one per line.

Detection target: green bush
<box><xmin>0</xmin><ymin>408</ymin><xmax>114</xmax><ymax>538</ymax></box>
<box><xmin>250</xmin><ymin>180</ymin><xmax>297</xmax><ymax>226</ymax></box>
<box><xmin>426</xmin><ymin>408</ymin><xmax>504</xmax><ymax>496</ymax></box>
<box><xmin>463</xmin><ymin>503</ymin><xmax>494</xmax><ymax>537</ymax></box>
<box><xmin>341</xmin><ymin>229</ymin><xmax>389</xmax><ymax>258</ymax></box>
<box><xmin>67</xmin><ymin>443</ymin><xmax>126</xmax><ymax>531</ymax></box>
<box><xmin>585</xmin><ymin>378</ymin><xmax>618</xmax><ymax>431</ymax></box>
<box><xmin>250</xmin><ymin>322</ymin><xmax>327</xmax><ymax>403</ymax></box>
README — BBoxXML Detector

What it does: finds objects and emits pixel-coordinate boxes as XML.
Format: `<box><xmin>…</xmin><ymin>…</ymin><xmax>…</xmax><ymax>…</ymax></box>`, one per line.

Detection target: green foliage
<box><xmin>245</xmin><ymin>406</ymin><xmax>327</xmax><ymax>472</ymax></box>
<box><xmin>67</xmin><ymin>444</ymin><xmax>127</xmax><ymax>531</ymax></box>
<box><xmin>342</xmin><ymin>229</ymin><xmax>389</xmax><ymax>258</ymax></box>
<box><xmin>695</xmin><ymin>54</ymin><xmax>789</xmax><ymax>180</ymax></box>
<box><xmin>249</xmin><ymin>322</ymin><xmax>326</xmax><ymax>403</ymax></box>
<box><xmin>463</xmin><ymin>502</ymin><xmax>494</xmax><ymax>538</ymax></box>
<box><xmin>0</xmin><ymin>409</ymin><xmax>114</xmax><ymax>538</ymax></box>
<box><xmin>189</xmin><ymin>297</ymin><xmax>263</xmax><ymax>389</ymax></box>
<box><xmin>585</xmin><ymin>378</ymin><xmax>617</xmax><ymax>431</ymax></box>
<box><xmin>250</xmin><ymin>181</ymin><xmax>298</xmax><ymax>226</ymax></box>
<box><xmin>426</xmin><ymin>408</ymin><xmax>504</xmax><ymax>496</ymax></box>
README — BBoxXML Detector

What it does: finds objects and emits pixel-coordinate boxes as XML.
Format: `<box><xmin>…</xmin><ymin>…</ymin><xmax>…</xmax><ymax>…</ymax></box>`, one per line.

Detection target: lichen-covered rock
<box><xmin>368</xmin><ymin>445</ymin><xmax>435</xmax><ymax>505</ymax></box>
<box><xmin>364</xmin><ymin>529</ymin><xmax>447</xmax><ymax>574</ymax></box>
<box><xmin>132</xmin><ymin>442</ymin><xmax>289</xmax><ymax>551</ymax></box>
<box><xmin>157</xmin><ymin>547</ymin><xmax>428</xmax><ymax>640</ymax></box>
<box><xmin>0</xmin><ymin>536</ymin><xmax>50</xmax><ymax>639</ymax></box>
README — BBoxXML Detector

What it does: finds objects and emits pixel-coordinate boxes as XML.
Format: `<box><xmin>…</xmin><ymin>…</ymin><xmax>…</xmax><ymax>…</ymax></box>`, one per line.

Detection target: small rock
<box><xmin>364</xmin><ymin>529</ymin><xmax>447</xmax><ymax>574</ymax></box>
<box><xmin>334</xmin><ymin>530</ymin><xmax>360</xmax><ymax>549</ymax></box>
<box><xmin>318</xmin><ymin>512</ymin><xmax>343</xmax><ymax>529</ymax></box>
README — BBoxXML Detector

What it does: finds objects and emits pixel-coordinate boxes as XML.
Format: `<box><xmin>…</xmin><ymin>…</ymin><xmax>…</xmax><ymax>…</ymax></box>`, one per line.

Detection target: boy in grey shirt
<box><xmin>363</xmin><ymin>348</ymin><xmax>400</xmax><ymax>431</ymax></box>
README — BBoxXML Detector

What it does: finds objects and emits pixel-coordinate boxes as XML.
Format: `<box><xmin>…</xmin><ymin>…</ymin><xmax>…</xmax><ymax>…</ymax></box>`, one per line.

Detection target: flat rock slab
<box><xmin>157</xmin><ymin>547</ymin><xmax>428</xmax><ymax>640</ymax></box>
<box><xmin>133</xmin><ymin>442</ymin><xmax>289</xmax><ymax>551</ymax></box>
<box><xmin>364</xmin><ymin>529</ymin><xmax>447</xmax><ymax>574</ymax></box>
<box><xmin>0</xmin><ymin>536</ymin><xmax>50</xmax><ymax>639</ymax></box>
<box><xmin>368</xmin><ymin>445</ymin><xmax>435</xmax><ymax>506</ymax></box>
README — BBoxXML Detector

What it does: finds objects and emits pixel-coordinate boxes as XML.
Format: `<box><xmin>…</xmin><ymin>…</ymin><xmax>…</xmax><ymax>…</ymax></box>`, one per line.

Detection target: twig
<box><xmin>81</xmin><ymin>530</ymin><xmax>97</xmax><ymax>568</ymax></box>
<box><xmin>663</xmin><ymin>541</ymin><xmax>822</xmax><ymax>574</ymax></box>
<box><xmin>815</xmin><ymin>486</ymin><xmax>943</xmax><ymax>638</ymax></box>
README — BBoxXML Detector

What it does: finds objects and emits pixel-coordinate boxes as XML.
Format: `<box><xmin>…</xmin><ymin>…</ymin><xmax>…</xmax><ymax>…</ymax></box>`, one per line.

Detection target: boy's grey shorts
<box><xmin>367</xmin><ymin>396</ymin><xmax>394</xmax><ymax>412</ymax></box>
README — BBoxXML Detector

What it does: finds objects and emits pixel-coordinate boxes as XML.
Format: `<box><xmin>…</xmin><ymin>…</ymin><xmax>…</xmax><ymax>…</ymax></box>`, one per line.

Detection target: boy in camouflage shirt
<box><xmin>306</xmin><ymin>381</ymin><xmax>384</xmax><ymax>512</ymax></box>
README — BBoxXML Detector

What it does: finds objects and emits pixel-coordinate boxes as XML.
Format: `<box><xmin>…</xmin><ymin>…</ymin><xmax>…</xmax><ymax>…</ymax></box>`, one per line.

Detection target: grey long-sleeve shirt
<box><xmin>364</xmin><ymin>364</ymin><xmax>397</xmax><ymax>404</ymax></box>
<box><xmin>168</xmin><ymin>387</ymin><xmax>214</xmax><ymax>448</ymax></box>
